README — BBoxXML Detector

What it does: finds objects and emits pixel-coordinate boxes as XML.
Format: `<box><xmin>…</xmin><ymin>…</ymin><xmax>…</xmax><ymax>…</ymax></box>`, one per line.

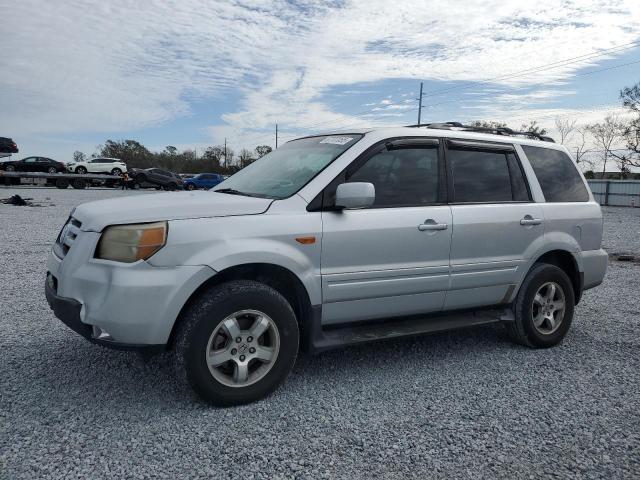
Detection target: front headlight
<box><xmin>96</xmin><ymin>222</ymin><xmax>167</xmax><ymax>263</ymax></box>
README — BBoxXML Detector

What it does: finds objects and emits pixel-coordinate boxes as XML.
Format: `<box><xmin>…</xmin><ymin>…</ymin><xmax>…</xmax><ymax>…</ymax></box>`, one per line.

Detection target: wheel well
<box><xmin>534</xmin><ymin>250</ymin><xmax>582</xmax><ymax>303</ymax></box>
<box><xmin>167</xmin><ymin>263</ymin><xmax>313</xmax><ymax>349</ymax></box>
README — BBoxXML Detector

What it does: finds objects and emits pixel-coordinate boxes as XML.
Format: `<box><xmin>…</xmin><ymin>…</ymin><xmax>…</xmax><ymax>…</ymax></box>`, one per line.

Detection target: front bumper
<box><xmin>45</xmin><ymin>228</ymin><xmax>215</xmax><ymax>348</ymax></box>
<box><xmin>45</xmin><ymin>276</ymin><xmax>163</xmax><ymax>352</ymax></box>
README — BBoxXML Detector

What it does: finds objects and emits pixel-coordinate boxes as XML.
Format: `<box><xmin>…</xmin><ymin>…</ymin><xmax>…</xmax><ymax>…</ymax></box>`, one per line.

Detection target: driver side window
<box><xmin>347</xmin><ymin>147</ymin><xmax>440</xmax><ymax>207</ymax></box>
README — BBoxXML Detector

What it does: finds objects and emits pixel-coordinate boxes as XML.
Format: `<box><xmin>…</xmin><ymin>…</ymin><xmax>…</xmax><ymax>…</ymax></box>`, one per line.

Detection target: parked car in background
<box><xmin>0</xmin><ymin>137</ymin><xmax>19</xmax><ymax>155</ymax></box>
<box><xmin>0</xmin><ymin>156</ymin><xmax>67</xmax><ymax>173</ymax></box>
<box><xmin>130</xmin><ymin>167</ymin><xmax>183</xmax><ymax>190</ymax></box>
<box><xmin>67</xmin><ymin>157</ymin><xmax>127</xmax><ymax>175</ymax></box>
<box><xmin>183</xmin><ymin>173</ymin><xmax>225</xmax><ymax>190</ymax></box>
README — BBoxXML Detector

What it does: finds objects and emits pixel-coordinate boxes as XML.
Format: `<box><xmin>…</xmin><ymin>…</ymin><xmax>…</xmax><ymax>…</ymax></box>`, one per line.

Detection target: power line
<box><xmin>220</xmin><ymin>41</ymin><xmax>640</xmax><ymax>147</ymax></box>
<box><xmin>284</xmin><ymin>40</ymin><xmax>640</xmax><ymax>134</ymax></box>
<box><xmin>416</xmin><ymin>41</ymin><xmax>639</xmax><ymax>101</ymax></box>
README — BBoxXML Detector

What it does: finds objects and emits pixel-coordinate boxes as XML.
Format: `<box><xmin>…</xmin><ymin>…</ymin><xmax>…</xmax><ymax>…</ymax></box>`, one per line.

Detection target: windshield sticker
<box><xmin>319</xmin><ymin>136</ymin><xmax>353</xmax><ymax>145</ymax></box>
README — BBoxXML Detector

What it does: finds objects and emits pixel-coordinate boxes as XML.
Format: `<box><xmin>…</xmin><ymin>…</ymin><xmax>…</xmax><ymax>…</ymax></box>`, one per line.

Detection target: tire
<box><xmin>173</xmin><ymin>280</ymin><xmax>299</xmax><ymax>406</ymax></box>
<box><xmin>55</xmin><ymin>178</ymin><xmax>70</xmax><ymax>189</ymax></box>
<box><xmin>48</xmin><ymin>167</ymin><xmax>57</xmax><ymax>173</ymax></box>
<box><xmin>186</xmin><ymin>183</ymin><xmax>196</xmax><ymax>191</ymax></box>
<box><xmin>75</xmin><ymin>166</ymin><xmax>87</xmax><ymax>174</ymax></box>
<box><xmin>5</xmin><ymin>165</ymin><xmax>15</xmax><ymax>172</ymax></box>
<box><xmin>135</xmin><ymin>173</ymin><xmax>146</xmax><ymax>183</ymax></box>
<box><xmin>111</xmin><ymin>168</ymin><xmax>122</xmax><ymax>176</ymax></box>
<box><xmin>72</xmin><ymin>178</ymin><xmax>87</xmax><ymax>189</ymax></box>
<box><xmin>505</xmin><ymin>263</ymin><xmax>575</xmax><ymax>348</ymax></box>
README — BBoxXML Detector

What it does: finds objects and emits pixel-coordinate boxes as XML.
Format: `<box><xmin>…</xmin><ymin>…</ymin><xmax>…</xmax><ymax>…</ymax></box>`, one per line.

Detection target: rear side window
<box><xmin>522</xmin><ymin>146</ymin><xmax>589</xmax><ymax>202</ymax></box>
<box><xmin>448</xmin><ymin>146</ymin><xmax>530</xmax><ymax>203</ymax></box>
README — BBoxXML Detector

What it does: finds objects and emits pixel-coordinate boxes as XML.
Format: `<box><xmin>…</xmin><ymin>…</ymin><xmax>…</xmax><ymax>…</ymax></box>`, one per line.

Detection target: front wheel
<box><xmin>75</xmin><ymin>166</ymin><xmax>87</xmax><ymax>174</ymax></box>
<box><xmin>173</xmin><ymin>280</ymin><xmax>299</xmax><ymax>406</ymax></box>
<box><xmin>111</xmin><ymin>168</ymin><xmax>122</xmax><ymax>176</ymax></box>
<box><xmin>186</xmin><ymin>183</ymin><xmax>196</xmax><ymax>191</ymax></box>
<box><xmin>5</xmin><ymin>165</ymin><xmax>15</xmax><ymax>172</ymax></box>
<box><xmin>48</xmin><ymin>167</ymin><xmax>57</xmax><ymax>173</ymax></box>
<box><xmin>505</xmin><ymin>263</ymin><xmax>575</xmax><ymax>348</ymax></box>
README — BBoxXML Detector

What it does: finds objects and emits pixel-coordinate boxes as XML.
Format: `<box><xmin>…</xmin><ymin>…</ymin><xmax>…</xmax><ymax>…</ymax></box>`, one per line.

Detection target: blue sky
<box><xmin>1</xmin><ymin>0</ymin><xmax>639</xmax><ymax>161</ymax></box>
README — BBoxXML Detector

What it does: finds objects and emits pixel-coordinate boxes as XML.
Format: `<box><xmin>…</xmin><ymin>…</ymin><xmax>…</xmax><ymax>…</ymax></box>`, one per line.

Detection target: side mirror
<box><xmin>335</xmin><ymin>182</ymin><xmax>375</xmax><ymax>209</ymax></box>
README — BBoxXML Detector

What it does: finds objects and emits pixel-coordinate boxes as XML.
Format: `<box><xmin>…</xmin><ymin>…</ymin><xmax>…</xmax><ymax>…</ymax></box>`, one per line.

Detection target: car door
<box><xmin>20</xmin><ymin>157</ymin><xmax>38</xmax><ymax>172</ymax></box>
<box><xmin>92</xmin><ymin>159</ymin><xmax>108</xmax><ymax>172</ymax></box>
<box><xmin>444</xmin><ymin>139</ymin><xmax>544</xmax><ymax>310</ymax></box>
<box><xmin>320</xmin><ymin>138</ymin><xmax>452</xmax><ymax>325</ymax></box>
<box><xmin>40</xmin><ymin>157</ymin><xmax>55</xmax><ymax>172</ymax></box>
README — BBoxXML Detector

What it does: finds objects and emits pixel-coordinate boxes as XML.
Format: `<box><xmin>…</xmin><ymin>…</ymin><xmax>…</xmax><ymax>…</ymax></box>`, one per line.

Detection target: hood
<box><xmin>73</xmin><ymin>191</ymin><xmax>274</xmax><ymax>232</ymax></box>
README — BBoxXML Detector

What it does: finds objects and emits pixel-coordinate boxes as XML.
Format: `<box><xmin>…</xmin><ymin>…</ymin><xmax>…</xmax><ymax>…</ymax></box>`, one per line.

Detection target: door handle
<box><xmin>520</xmin><ymin>215</ymin><xmax>542</xmax><ymax>226</ymax></box>
<box><xmin>418</xmin><ymin>219</ymin><xmax>448</xmax><ymax>231</ymax></box>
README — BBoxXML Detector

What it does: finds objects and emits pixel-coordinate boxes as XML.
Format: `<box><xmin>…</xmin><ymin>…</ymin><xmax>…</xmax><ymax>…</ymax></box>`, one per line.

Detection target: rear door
<box><xmin>444</xmin><ymin>139</ymin><xmax>544</xmax><ymax>310</ymax></box>
<box><xmin>320</xmin><ymin>138</ymin><xmax>452</xmax><ymax>325</ymax></box>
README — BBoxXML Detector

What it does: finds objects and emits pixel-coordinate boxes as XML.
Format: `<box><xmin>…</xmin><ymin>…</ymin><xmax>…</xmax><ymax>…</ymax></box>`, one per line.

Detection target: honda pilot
<box><xmin>45</xmin><ymin>123</ymin><xmax>608</xmax><ymax>406</ymax></box>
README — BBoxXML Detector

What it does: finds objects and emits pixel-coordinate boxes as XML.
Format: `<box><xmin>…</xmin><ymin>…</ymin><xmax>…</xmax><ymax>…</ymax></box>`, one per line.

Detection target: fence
<box><xmin>587</xmin><ymin>180</ymin><xmax>640</xmax><ymax>207</ymax></box>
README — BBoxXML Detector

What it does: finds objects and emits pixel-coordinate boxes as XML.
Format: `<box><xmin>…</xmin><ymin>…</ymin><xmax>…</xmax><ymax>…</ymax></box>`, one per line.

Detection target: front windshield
<box><xmin>212</xmin><ymin>134</ymin><xmax>362</xmax><ymax>199</ymax></box>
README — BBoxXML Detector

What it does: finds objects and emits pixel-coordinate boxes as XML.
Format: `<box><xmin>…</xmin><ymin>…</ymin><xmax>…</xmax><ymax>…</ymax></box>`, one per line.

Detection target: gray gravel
<box><xmin>1</xmin><ymin>186</ymin><xmax>639</xmax><ymax>479</ymax></box>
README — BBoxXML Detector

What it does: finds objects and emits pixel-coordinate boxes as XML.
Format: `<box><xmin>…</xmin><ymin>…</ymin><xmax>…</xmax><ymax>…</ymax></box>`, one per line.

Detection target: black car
<box><xmin>1</xmin><ymin>156</ymin><xmax>67</xmax><ymax>173</ymax></box>
<box><xmin>130</xmin><ymin>168</ymin><xmax>183</xmax><ymax>190</ymax></box>
<box><xmin>0</xmin><ymin>137</ymin><xmax>19</xmax><ymax>154</ymax></box>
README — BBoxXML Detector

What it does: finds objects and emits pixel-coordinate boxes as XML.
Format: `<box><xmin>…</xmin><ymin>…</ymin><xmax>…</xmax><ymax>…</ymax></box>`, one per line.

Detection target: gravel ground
<box><xmin>1</xmin><ymin>187</ymin><xmax>639</xmax><ymax>479</ymax></box>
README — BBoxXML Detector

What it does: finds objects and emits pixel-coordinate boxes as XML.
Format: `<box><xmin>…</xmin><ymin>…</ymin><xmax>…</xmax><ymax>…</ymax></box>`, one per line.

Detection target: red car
<box><xmin>0</xmin><ymin>137</ymin><xmax>18</xmax><ymax>154</ymax></box>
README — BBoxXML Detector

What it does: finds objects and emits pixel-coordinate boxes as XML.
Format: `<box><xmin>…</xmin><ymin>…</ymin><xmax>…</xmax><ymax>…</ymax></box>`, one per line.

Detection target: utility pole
<box><xmin>417</xmin><ymin>81</ymin><xmax>423</xmax><ymax>125</ymax></box>
<box><xmin>275</xmin><ymin>124</ymin><xmax>278</xmax><ymax>148</ymax></box>
<box><xmin>224</xmin><ymin>138</ymin><xmax>227</xmax><ymax>169</ymax></box>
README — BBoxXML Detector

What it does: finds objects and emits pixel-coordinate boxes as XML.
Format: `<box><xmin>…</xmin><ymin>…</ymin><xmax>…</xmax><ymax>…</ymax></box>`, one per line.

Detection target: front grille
<box><xmin>54</xmin><ymin>217</ymin><xmax>82</xmax><ymax>258</ymax></box>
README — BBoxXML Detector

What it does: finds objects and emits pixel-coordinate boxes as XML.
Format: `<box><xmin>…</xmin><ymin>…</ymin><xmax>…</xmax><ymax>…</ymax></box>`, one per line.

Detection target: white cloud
<box><xmin>2</xmin><ymin>0</ymin><xmax>640</xmax><ymax>151</ymax></box>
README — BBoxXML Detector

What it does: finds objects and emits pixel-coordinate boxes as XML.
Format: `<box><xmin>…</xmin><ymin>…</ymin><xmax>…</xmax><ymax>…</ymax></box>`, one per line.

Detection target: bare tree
<box><xmin>571</xmin><ymin>126</ymin><xmax>595</xmax><ymax>170</ymax></box>
<box><xmin>619</xmin><ymin>82</ymin><xmax>640</xmax><ymax>168</ymax></box>
<box><xmin>521</xmin><ymin>120</ymin><xmax>547</xmax><ymax>136</ymax></box>
<box><xmin>587</xmin><ymin>114</ymin><xmax>624</xmax><ymax>176</ymax></box>
<box><xmin>554</xmin><ymin>117</ymin><xmax>577</xmax><ymax>145</ymax></box>
<box><xmin>238</xmin><ymin>148</ymin><xmax>254</xmax><ymax>168</ymax></box>
<box><xmin>72</xmin><ymin>151</ymin><xmax>86</xmax><ymax>162</ymax></box>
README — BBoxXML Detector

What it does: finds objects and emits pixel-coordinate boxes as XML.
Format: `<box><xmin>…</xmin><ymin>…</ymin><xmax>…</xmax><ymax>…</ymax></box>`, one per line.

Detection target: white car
<box><xmin>67</xmin><ymin>157</ymin><xmax>127</xmax><ymax>175</ymax></box>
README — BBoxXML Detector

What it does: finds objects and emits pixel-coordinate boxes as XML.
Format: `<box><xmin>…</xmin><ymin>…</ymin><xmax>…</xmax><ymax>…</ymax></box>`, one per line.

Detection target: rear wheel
<box><xmin>72</xmin><ymin>178</ymin><xmax>87</xmax><ymax>189</ymax></box>
<box><xmin>111</xmin><ymin>168</ymin><xmax>122</xmax><ymax>176</ymax></box>
<box><xmin>75</xmin><ymin>166</ymin><xmax>87</xmax><ymax>174</ymax></box>
<box><xmin>173</xmin><ymin>280</ymin><xmax>299</xmax><ymax>406</ymax></box>
<box><xmin>55</xmin><ymin>178</ymin><xmax>70</xmax><ymax>189</ymax></box>
<box><xmin>505</xmin><ymin>263</ymin><xmax>575</xmax><ymax>348</ymax></box>
<box><xmin>186</xmin><ymin>183</ymin><xmax>196</xmax><ymax>191</ymax></box>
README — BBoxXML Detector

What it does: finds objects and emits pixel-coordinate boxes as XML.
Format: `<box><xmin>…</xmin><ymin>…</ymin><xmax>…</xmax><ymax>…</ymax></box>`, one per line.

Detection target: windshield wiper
<box><xmin>213</xmin><ymin>188</ymin><xmax>279</xmax><ymax>199</ymax></box>
<box><xmin>214</xmin><ymin>188</ymin><xmax>250</xmax><ymax>196</ymax></box>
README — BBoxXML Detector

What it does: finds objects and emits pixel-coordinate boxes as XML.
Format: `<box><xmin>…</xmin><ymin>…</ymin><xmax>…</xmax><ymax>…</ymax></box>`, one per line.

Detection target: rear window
<box><xmin>522</xmin><ymin>146</ymin><xmax>589</xmax><ymax>202</ymax></box>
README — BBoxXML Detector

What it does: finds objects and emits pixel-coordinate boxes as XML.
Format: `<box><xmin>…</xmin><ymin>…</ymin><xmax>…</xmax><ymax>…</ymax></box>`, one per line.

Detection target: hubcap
<box><xmin>205</xmin><ymin>310</ymin><xmax>280</xmax><ymax>388</ymax></box>
<box><xmin>531</xmin><ymin>282</ymin><xmax>565</xmax><ymax>334</ymax></box>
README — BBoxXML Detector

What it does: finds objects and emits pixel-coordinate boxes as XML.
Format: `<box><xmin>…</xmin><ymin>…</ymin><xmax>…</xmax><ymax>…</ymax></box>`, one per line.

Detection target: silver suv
<box><xmin>45</xmin><ymin>123</ymin><xmax>608</xmax><ymax>406</ymax></box>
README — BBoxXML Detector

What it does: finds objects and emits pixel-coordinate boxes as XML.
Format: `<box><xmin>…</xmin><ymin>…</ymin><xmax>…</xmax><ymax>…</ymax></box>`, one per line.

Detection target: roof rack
<box><xmin>405</xmin><ymin>121</ymin><xmax>555</xmax><ymax>143</ymax></box>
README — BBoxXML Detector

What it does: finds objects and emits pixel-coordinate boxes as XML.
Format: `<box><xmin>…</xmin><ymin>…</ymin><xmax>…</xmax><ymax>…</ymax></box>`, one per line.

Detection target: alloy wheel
<box><xmin>531</xmin><ymin>282</ymin><xmax>566</xmax><ymax>335</ymax></box>
<box><xmin>205</xmin><ymin>310</ymin><xmax>280</xmax><ymax>387</ymax></box>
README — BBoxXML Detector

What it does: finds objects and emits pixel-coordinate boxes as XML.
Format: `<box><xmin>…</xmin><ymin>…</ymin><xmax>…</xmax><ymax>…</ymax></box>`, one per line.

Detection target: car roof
<box><xmin>304</xmin><ymin>126</ymin><xmax>566</xmax><ymax>152</ymax></box>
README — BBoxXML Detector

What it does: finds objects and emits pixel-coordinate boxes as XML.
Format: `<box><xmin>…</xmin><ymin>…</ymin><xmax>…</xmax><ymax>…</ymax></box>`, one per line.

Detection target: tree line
<box><xmin>73</xmin><ymin>81</ymin><xmax>640</xmax><ymax>178</ymax></box>
<box><xmin>73</xmin><ymin>142</ymin><xmax>273</xmax><ymax>175</ymax></box>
